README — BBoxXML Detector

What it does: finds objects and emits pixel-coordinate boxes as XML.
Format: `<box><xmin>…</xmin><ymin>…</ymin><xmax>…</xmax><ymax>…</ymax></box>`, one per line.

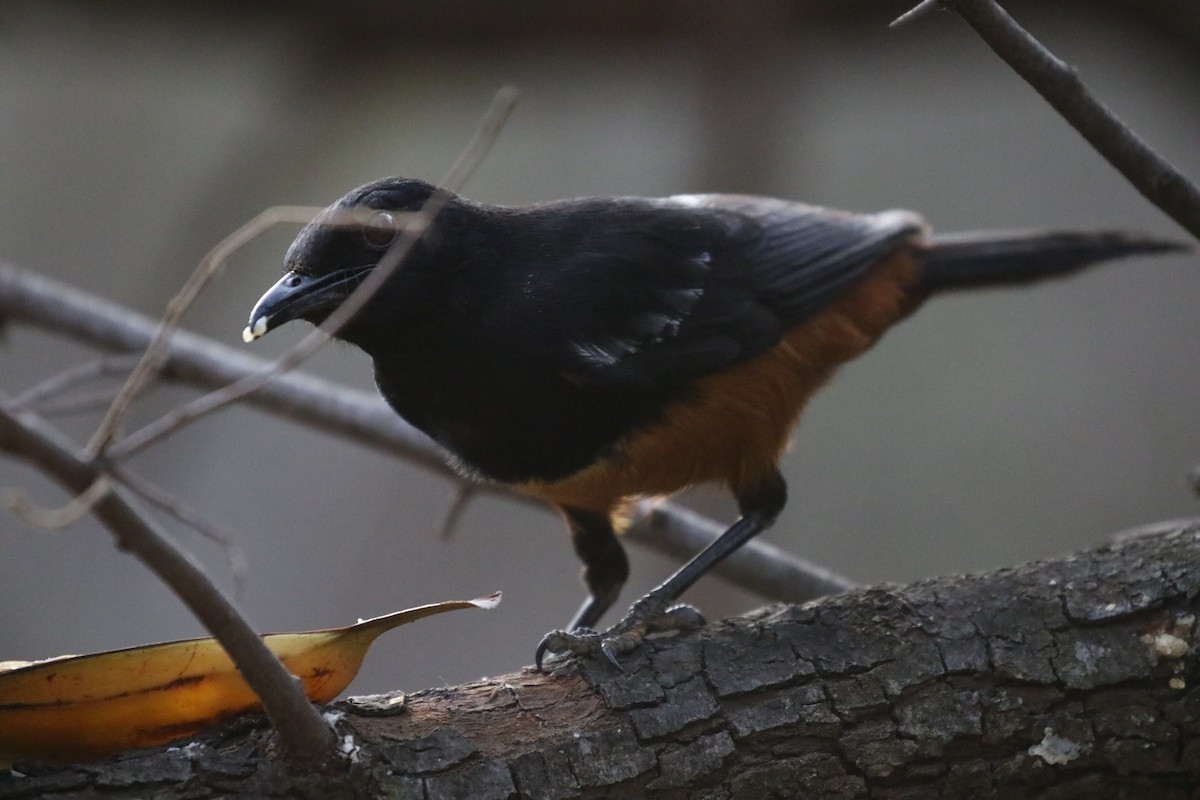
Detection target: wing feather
<box><xmin>555</xmin><ymin>195</ymin><xmax>925</xmax><ymax>389</ymax></box>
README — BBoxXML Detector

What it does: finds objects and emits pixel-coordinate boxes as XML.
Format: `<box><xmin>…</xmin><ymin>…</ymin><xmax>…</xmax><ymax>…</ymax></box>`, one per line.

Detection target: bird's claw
<box><xmin>534</xmin><ymin>599</ymin><xmax>706</xmax><ymax>672</ymax></box>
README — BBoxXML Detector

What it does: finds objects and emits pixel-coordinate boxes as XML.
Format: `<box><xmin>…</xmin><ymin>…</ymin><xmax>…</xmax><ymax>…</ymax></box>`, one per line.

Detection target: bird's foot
<box><xmin>535</xmin><ymin>593</ymin><xmax>706</xmax><ymax>672</ymax></box>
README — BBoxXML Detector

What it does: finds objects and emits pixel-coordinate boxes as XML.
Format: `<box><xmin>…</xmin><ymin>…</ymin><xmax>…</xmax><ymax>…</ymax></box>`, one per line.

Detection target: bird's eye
<box><xmin>361</xmin><ymin>210</ymin><xmax>399</xmax><ymax>249</ymax></box>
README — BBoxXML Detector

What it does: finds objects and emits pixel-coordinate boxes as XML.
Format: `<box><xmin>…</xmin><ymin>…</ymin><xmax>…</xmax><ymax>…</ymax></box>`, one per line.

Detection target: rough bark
<box><xmin>3</xmin><ymin>525</ymin><xmax>1199</xmax><ymax>799</ymax></box>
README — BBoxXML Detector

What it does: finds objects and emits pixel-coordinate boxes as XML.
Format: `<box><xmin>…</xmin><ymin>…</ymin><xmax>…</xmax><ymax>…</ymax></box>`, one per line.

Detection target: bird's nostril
<box><xmin>287</xmin><ymin>275</ymin><xmax>302</xmax><ymax>288</ymax></box>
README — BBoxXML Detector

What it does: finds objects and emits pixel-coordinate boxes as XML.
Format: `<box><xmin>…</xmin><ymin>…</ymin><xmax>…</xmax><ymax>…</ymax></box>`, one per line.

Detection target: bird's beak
<box><xmin>243</xmin><ymin>269</ymin><xmax>363</xmax><ymax>343</ymax></box>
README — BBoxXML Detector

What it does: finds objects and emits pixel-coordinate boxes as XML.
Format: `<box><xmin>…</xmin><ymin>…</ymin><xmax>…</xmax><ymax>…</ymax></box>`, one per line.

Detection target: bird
<box><xmin>243</xmin><ymin>176</ymin><xmax>1189</xmax><ymax>670</ymax></box>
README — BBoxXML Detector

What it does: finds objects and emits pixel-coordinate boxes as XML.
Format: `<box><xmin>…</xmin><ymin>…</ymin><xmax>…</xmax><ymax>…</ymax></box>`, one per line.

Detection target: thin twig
<box><xmin>105</xmin><ymin>85</ymin><xmax>519</xmax><ymax>462</ymax></box>
<box><xmin>894</xmin><ymin>0</ymin><xmax>1200</xmax><ymax>240</ymax></box>
<box><xmin>1</xmin><ymin>474</ymin><xmax>114</xmax><ymax>529</ymax></box>
<box><xmin>888</xmin><ymin>0</ymin><xmax>940</xmax><ymax>28</ymax></box>
<box><xmin>439</xmin><ymin>85</ymin><xmax>521</xmax><ymax>190</ymax></box>
<box><xmin>0</xmin><ymin>397</ymin><xmax>338</xmax><ymax>769</ymax></box>
<box><xmin>89</xmin><ymin>79</ymin><xmax>518</xmax><ymax>459</ymax></box>
<box><xmin>10</xmin><ymin>355</ymin><xmax>141</xmax><ymax>411</ymax></box>
<box><xmin>1108</xmin><ymin>515</ymin><xmax>1200</xmax><ymax>545</ymax></box>
<box><xmin>80</xmin><ymin>205</ymin><xmax>425</xmax><ymax>452</ymax></box>
<box><xmin>113</xmin><ymin>465</ymin><xmax>251</xmax><ymax>601</ymax></box>
<box><xmin>83</xmin><ymin>207</ymin><xmax>428</xmax><ymax>453</ymax></box>
<box><xmin>36</xmin><ymin>387</ymin><xmax>128</xmax><ymax>418</ymax></box>
<box><xmin>437</xmin><ymin>484</ymin><xmax>480</xmax><ymax>542</ymax></box>
<box><xmin>87</xmin><ymin>206</ymin><xmax>327</xmax><ymax>457</ymax></box>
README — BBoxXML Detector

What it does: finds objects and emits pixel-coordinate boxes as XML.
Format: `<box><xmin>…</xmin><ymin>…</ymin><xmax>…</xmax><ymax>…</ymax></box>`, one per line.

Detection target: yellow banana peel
<box><xmin>0</xmin><ymin>592</ymin><xmax>500</xmax><ymax>764</ymax></box>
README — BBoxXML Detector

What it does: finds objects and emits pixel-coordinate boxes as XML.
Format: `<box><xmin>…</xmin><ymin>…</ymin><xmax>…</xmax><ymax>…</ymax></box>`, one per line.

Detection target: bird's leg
<box><xmin>537</xmin><ymin>471</ymin><xmax>787</xmax><ymax>671</ymax></box>
<box><xmin>534</xmin><ymin>506</ymin><xmax>630</xmax><ymax>669</ymax></box>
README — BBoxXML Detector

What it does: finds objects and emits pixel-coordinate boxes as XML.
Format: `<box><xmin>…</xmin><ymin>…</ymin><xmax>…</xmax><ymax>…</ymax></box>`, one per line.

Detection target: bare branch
<box><xmin>113</xmin><ymin>464</ymin><xmax>251</xmax><ymax>600</ymax></box>
<box><xmin>1</xmin><ymin>473</ymin><xmax>113</xmax><ymax>529</ymax></box>
<box><xmin>0</xmin><ymin>263</ymin><xmax>855</xmax><ymax>602</ymax></box>
<box><xmin>0</xmin><ymin>261</ymin><xmax>454</xmax><ymax>472</ymax></box>
<box><xmin>0</xmin><ymin>87</ymin><xmax>523</xmax><ymax>768</ymax></box>
<box><xmin>10</xmin><ymin>355</ymin><xmax>141</xmax><ymax>411</ymax></box>
<box><xmin>35</xmin><ymin>387</ymin><xmax>129</xmax><ymax>418</ymax></box>
<box><xmin>79</xmin><ymin>205</ymin><xmax>424</xmax><ymax>451</ymax></box>
<box><xmin>85</xmin><ymin>206</ymin><xmax>334</xmax><ymax>457</ymax></box>
<box><xmin>104</xmin><ymin>85</ymin><xmax>519</xmax><ymax>462</ymax></box>
<box><xmin>888</xmin><ymin>0</ymin><xmax>939</xmax><ymax>29</ymax></box>
<box><xmin>437</xmin><ymin>484</ymin><xmax>480</xmax><ymax>542</ymax></box>
<box><xmin>894</xmin><ymin>0</ymin><xmax>1200</xmax><ymax>240</ymax></box>
<box><xmin>0</xmin><ymin>398</ymin><xmax>338</xmax><ymax>769</ymax></box>
<box><xmin>440</xmin><ymin>84</ymin><xmax>521</xmax><ymax>190</ymax></box>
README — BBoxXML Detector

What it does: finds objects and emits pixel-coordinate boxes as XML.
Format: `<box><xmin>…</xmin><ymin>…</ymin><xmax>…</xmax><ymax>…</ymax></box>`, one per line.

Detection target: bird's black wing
<box><xmin>555</xmin><ymin>194</ymin><xmax>925</xmax><ymax>390</ymax></box>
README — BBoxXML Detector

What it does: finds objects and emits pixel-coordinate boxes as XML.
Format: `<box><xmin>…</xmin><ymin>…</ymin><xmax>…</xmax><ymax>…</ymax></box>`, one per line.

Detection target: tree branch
<box><xmin>5</xmin><ymin>525</ymin><xmax>1196</xmax><ymax>797</ymax></box>
<box><xmin>9</xmin><ymin>355</ymin><xmax>140</xmax><ymax>412</ymax></box>
<box><xmin>97</xmin><ymin>85</ymin><xmax>518</xmax><ymax>462</ymax></box>
<box><xmin>0</xmin><ymin>262</ymin><xmax>854</xmax><ymax>603</ymax></box>
<box><xmin>893</xmin><ymin>0</ymin><xmax>1200</xmax><ymax>240</ymax></box>
<box><xmin>112</xmin><ymin>463</ymin><xmax>251</xmax><ymax>599</ymax></box>
<box><xmin>0</xmin><ymin>87</ymin><xmax>524</xmax><ymax>774</ymax></box>
<box><xmin>0</xmin><ymin>401</ymin><xmax>339</xmax><ymax>770</ymax></box>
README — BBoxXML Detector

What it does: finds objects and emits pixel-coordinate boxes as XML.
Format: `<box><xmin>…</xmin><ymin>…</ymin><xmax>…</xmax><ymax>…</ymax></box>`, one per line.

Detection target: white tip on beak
<box><xmin>242</xmin><ymin>316</ymin><xmax>269</xmax><ymax>343</ymax></box>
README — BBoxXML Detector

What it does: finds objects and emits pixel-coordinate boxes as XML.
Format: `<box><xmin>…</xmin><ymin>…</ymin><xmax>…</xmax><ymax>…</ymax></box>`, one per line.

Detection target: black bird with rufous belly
<box><xmin>244</xmin><ymin>176</ymin><xmax>1189</xmax><ymax>669</ymax></box>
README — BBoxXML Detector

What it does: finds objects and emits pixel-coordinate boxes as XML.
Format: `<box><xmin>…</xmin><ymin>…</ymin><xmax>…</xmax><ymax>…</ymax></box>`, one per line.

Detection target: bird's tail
<box><xmin>919</xmin><ymin>230</ymin><xmax>1190</xmax><ymax>292</ymax></box>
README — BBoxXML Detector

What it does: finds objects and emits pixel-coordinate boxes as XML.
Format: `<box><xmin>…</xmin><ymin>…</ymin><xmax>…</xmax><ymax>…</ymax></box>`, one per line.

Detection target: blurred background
<box><xmin>1</xmin><ymin>0</ymin><xmax>1198</xmax><ymax>694</ymax></box>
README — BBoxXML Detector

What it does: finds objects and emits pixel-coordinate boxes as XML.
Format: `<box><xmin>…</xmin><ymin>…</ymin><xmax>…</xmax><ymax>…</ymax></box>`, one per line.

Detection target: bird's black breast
<box><xmin>372</xmin><ymin>348</ymin><xmax>683</xmax><ymax>484</ymax></box>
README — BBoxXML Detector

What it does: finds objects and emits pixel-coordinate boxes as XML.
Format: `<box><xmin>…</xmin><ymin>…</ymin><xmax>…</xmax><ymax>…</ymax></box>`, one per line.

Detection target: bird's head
<box><xmin>243</xmin><ymin>176</ymin><xmax>448</xmax><ymax>351</ymax></box>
